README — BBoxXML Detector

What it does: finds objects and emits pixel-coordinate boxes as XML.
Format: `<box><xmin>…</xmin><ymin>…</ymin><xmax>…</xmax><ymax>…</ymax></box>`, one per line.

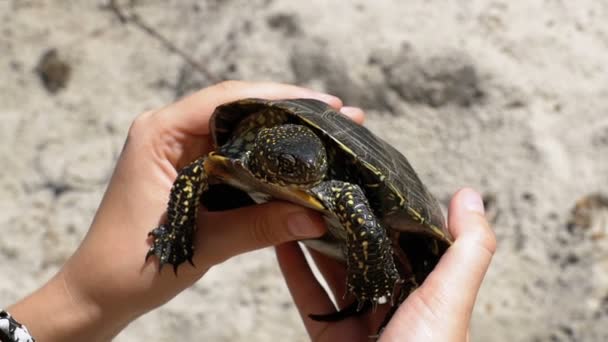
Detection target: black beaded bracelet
<box><xmin>0</xmin><ymin>310</ymin><xmax>35</xmax><ymax>342</ymax></box>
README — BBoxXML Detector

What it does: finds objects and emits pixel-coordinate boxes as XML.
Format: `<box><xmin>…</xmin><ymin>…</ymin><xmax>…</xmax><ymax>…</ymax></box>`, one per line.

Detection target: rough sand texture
<box><xmin>1</xmin><ymin>1</ymin><xmax>608</xmax><ymax>341</ymax></box>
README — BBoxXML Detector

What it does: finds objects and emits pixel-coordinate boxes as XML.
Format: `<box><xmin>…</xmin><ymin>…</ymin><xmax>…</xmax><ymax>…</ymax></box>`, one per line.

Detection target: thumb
<box><xmin>194</xmin><ymin>202</ymin><xmax>326</xmax><ymax>266</ymax></box>
<box><xmin>381</xmin><ymin>188</ymin><xmax>496</xmax><ymax>342</ymax></box>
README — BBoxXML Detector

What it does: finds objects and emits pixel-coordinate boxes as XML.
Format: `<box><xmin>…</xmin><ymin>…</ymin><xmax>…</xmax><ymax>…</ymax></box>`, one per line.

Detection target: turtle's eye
<box><xmin>278</xmin><ymin>154</ymin><xmax>299</xmax><ymax>176</ymax></box>
<box><xmin>279</xmin><ymin>154</ymin><xmax>296</xmax><ymax>167</ymax></box>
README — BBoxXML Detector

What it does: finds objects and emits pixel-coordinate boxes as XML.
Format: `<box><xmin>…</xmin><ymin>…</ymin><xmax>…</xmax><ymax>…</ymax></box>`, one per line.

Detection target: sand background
<box><xmin>1</xmin><ymin>1</ymin><xmax>608</xmax><ymax>341</ymax></box>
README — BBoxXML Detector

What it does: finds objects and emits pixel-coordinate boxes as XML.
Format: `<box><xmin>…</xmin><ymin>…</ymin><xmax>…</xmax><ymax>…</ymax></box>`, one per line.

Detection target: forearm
<box><xmin>7</xmin><ymin>272</ymin><xmax>129</xmax><ymax>342</ymax></box>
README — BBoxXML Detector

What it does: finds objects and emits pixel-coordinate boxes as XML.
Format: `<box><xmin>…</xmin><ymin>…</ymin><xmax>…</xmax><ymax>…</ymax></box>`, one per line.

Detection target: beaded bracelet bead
<box><xmin>0</xmin><ymin>310</ymin><xmax>35</xmax><ymax>342</ymax></box>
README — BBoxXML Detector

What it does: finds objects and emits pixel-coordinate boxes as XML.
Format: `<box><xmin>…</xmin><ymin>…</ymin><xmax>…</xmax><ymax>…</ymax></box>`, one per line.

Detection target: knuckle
<box><xmin>478</xmin><ymin>214</ymin><xmax>497</xmax><ymax>254</ymax></box>
<box><xmin>470</xmin><ymin>214</ymin><xmax>497</xmax><ymax>256</ymax></box>
<box><xmin>455</xmin><ymin>212</ymin><xmax>497</xmax><ymax>257</ymax></box>
<box><xmin>483</xmin><ymin>230</ymin><xmax>497</xmax><ymax>255</ymax></box>
<box><xmin>127</xmin><ymin>110</ymin><xmax>155</xmax><ymax>139</ymax></box>
<box><xmin>127</xmin><ymin>116</ymin><xmax>145</xmax><ymax>138</ymax></box>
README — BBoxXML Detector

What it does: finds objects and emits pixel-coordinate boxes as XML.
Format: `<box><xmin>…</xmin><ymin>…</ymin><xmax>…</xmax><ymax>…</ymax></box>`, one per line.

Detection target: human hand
<box><xmin>8</xmin><ymin>81</ymin><xmax>365</xmax><ymax>341</ymax></box>
<box><xmin>277</xmin><ymin>187</ymin><xmax>496</xmax><ymax>341</ymax></box>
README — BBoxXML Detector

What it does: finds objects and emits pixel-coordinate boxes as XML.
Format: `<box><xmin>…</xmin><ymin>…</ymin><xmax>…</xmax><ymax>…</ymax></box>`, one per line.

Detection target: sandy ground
<box><xmin>1</xmin><ymin>1</ymin><xmax>608</xmax><ymax>341</ymax></box>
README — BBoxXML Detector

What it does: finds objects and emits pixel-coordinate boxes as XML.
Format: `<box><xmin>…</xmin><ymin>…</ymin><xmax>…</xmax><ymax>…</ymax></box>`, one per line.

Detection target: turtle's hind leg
<box><xmin>146</xmin><ymin>157</ymin><xmax>207</xmax><ymax>273</ymax></box>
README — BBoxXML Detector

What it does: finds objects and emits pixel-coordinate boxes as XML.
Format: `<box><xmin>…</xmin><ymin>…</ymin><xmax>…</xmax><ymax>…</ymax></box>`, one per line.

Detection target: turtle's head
<box><xmin>249</xmin><ymin>124</ymin><xmax>327</xmax><ymax>187</ymax></box>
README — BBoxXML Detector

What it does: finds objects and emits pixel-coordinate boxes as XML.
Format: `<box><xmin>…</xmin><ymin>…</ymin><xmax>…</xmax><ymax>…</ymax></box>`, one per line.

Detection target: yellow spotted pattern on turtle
<box><xmin>146</xmin><ymin>98</ymin><xmax>452</xmax><ymax>330</ymax></box>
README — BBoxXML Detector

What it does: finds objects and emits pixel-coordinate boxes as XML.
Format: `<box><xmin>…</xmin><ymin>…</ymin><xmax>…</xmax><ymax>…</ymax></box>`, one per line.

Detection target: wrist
<box><xmin>8</xmin><ymin>271</ymin><xmax>130</xmax><ymax>342</ymax></box>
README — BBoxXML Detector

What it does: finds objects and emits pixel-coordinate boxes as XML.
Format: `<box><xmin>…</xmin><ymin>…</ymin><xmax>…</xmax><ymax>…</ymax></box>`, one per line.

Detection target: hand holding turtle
<box><xmin>7</xmin><ymin>81</ymin><xmax>362</xmax><ymax>341</ymax></box>
<box><xmin>277</xmin><ymin>188</ymin><xmax>496</xmax><ymax>341</ymax></box>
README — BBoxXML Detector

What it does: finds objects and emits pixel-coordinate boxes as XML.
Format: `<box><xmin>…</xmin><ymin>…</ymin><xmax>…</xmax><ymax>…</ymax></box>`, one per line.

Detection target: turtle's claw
<box><xmin>309</xmin><ymin>301</ymin><xmax>370</xmax><ymax>322</ymax></box>
<box><xmin>145</xmin><ymin>248</ymin><xmax>154</xmax><ymax>262</ymax></box>
<box><xmin>146</xmin><ymin>224</ymin><xmax>194</xmax><ymax>273</ymax></box>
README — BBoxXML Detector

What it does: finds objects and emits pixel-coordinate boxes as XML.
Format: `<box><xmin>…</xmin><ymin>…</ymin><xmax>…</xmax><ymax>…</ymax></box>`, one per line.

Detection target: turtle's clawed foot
<box><xmin>146</xmin><ymin>224</ymin><xmax>195</xmax><ymax>274</ymax></box>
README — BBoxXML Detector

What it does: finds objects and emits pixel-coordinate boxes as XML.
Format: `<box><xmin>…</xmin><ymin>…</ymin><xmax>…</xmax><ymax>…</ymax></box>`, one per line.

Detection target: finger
<box><xmin>195</xmin><ymin>201</ymin><xmax>326</xmax><ymax>266</ymax></box>
<box><xmin>276</xmin><ymin>243</ymin><xmax>336</xmax><ymax>337</ymax></box>
<box><xmin>307</xmin><ymin>248</ymin><xmax>349</xmax><ymax>307</ymax></box>
<box><xmin>382</xmin><ymin>188</ymin><xmax>496</xmax><ymax>341</ymax></box>
<box><xmin>448</xmin><ymin>188</ymin><xmax>496</xmax><ymax>245</ymax></box>
<box><xmin>340</xmin><ymin>106</ymin><xmax>365</xmax><ymax>125</ymax></box>
<box><xmin>159</xmin><ymin>81</ymin><xmax>343</xmax><ymax>134</ymax></box>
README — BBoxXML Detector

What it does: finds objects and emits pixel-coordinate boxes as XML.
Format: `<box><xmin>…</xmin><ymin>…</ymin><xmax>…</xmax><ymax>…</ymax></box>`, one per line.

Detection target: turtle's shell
<box><xmin>209</xmin><ymin>98</ymin><xmax>452</xmax><ymax>282</ymax></box>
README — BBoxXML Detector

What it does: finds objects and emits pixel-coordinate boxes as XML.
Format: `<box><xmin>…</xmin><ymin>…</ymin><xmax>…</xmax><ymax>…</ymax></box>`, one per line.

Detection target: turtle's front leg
<box><xmin>146</xmin><ymin>157</ymin><xmax>207</xmax><ymax>273</ymax></box>
<box><xmin>313</xmin><ymin>180</ymin><xmax>401</xmax><ymax>309</ymax></box>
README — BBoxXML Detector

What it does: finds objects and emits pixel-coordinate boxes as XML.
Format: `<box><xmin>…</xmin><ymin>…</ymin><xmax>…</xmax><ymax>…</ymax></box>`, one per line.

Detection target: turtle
<box><xmin>146</xmin><ymin>98</ymin><xmax>452</xmax><ymax>324</ymax></box>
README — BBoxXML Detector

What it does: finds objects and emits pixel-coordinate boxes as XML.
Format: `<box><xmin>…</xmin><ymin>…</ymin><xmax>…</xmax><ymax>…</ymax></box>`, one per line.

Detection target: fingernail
<box><xmin>462</xmin><ymin>188</ymin><xmax>485</xmax><ymax>214</ymax></box>
<box><xmin>340</xmin><ymin>106</ymin><xmax>363</xmax><ymax>116</ymax></box>
<box><xmin>288</xmin><ymin>212</ymin><xmax>325</xmax><ymax>238</ymax></box>
<box><xmin>315</xmin><ymin>93</ymin><xmax>341</xmax><ymax>105</ymax></box>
